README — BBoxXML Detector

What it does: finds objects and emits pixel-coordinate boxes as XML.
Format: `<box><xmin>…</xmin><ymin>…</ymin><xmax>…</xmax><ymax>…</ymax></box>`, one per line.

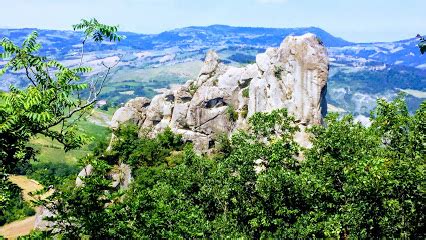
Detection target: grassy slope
<box><xmin>29</xmin><ymin>108</ymin><xmax>113</xmax><ymax>166</ymax></box>
<box><xmin>98</xmin><ymin>61</ymin><xmax>202</xmax><ymax>104</ymax></box>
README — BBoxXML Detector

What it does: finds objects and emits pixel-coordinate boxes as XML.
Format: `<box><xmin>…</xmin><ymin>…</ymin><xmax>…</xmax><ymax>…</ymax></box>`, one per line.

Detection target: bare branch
<box><xmin>24</xmin><ymin>67</ymin><xmax>37</xmax><ymax>87</ymax></box>
<box><xmin>63</xmin><ymin>107</ymin><xmax>90</xmax><ymax>131</ymax></box>
<box><xmin>78</xmin><ymin>36</ymin><xmax>88</xmax><ymax>68</ymax></box>
<box><xmin>44</xmin><ymin>60</ymin><xmax>116</xmax><ymax>129</ymax></box>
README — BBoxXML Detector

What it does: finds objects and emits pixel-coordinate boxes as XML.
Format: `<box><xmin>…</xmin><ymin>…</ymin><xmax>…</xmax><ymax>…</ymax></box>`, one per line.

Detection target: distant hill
<box><xmin>152</xmin><ymin>25</ymin><xmax>352</xmax><ymax>47</ymax></box>
<box><xmin>0</xmin><ymin>25</ymin><xmax>425</xmax><ymax>115</ymax></box>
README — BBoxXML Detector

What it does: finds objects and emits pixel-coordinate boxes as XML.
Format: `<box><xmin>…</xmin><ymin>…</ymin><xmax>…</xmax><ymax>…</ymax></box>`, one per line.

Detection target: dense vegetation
<box><xmin>0</xmin><ymin>19</ymin><xmax>123</xmax><ymax>230</ymax></box>
<box><xmin>34</xmin><ymin>97</ymin><xmax>424</xmax><ymax>239</ymax></box>
<box><xmin>1</xmin><ymin>23</ymin><xmax>425</xmax><ymax>239</ymax></box>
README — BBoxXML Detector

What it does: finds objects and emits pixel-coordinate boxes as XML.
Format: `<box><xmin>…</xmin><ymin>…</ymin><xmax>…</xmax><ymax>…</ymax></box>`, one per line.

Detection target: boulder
<box><xmin>125</xmin><ymin>97</ymin><xmax>151</xmax><ymax>111</ymax></box>
<box><xmin>239</xmin><ymin>64</ymin><xmax>259</xmax><ymax>87</ymax></box>
<box><xmin>75</xmin><ymin>164</ymin><xmax>94</xmax><ymax>187</ymax></box>
<box><xmin>110</xmin><ymin>163</ymin><xmax>132</xmax><ymax>189</ymax></box>
<box><xmin>34</xmin><ymin>205</ymin><xmax>55</xmax><ymax>231</ymax></box>
<box><xmin>110</xmin><ymin>107</ymin><xmax>136</xmax><ymax>130</ymax></box>
<box><xmin>76</xmin><ymin>163</ymin><xmax>132</xmax><ymax>189</ymax></box>
<box><xmin>110</xmin><ymin>97</ymin><xmax>151</xmax><ymax>129</ymax></box>
<box><xmin>256</xmin><ymin>53</ymin><xmax>271</xmax><ymax>72</ymax></box>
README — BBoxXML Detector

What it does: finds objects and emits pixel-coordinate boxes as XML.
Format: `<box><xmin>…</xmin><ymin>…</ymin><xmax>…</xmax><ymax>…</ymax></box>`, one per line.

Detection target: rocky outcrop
<box><xmin>34</xmin><ymin>163</ymin><xmax>133</xmax><ymax>231</ymax></box>
<box><xmin>75</xmin><ymin>163</ymin><xmax>132</xmax><ymax>189</ymax></box>
<box><xmin>34</xmin><ymin>206</ymin><xmax>55</xmax><ymax>231</ymax></box>
<box><xmin>111</xmin><ymin>33</ymin><xmax>329</xmax><ymax>150</ymax></box>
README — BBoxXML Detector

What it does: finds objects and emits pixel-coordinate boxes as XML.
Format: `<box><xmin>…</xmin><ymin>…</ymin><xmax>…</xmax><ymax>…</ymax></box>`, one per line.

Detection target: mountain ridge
<box><xmin>1</xmin><ymin>25</ymin><xmax>425</xmax><ymax>116</ymax></box>
<box><xmin>1</xmin><ymin>24</ymin><xmax>418</xmax><ymax>44</ymax></box>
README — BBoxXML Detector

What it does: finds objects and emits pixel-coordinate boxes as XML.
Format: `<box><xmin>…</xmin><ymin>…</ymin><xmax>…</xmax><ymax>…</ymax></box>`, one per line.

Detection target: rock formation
<box><xmin>75</xmin><ymin>163</ymin><xmax>132</xmax><ymax>189</ymax></box>
<box><xmin>111</xmin><ymin>33</ymin><xmax>329</xmax><ymax>151</ymax></box>
<box><xmin>34</xmin><ymin>33</ymin><xmax>328</xmax><ymax>232</ymax></box>
<box><xmin>34</xmin><ymin>164</ymin><xmax>132</xmax><ymax>231</ymax></box>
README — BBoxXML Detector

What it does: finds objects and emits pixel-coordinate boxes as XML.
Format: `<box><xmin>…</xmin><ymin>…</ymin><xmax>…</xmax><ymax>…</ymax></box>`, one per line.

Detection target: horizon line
<box><xmin>0</xmin><ymin>24</ymin><xmax>418</xmax><ymax>44</ymax></box>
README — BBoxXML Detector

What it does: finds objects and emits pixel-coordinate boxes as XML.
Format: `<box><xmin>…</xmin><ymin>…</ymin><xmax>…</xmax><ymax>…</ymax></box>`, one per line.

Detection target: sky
<box><xmin>0</xmin><ymin>0</ymin><xmax>424</xmax><ymax>43</ymax></box>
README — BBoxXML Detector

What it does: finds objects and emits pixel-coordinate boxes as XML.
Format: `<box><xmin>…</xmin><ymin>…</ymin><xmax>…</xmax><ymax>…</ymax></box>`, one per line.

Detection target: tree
<box><xmin>300</xmin><ymin>96</ymin><xmax>425</xmax><ymax>238</ymax></box>
<box><xmin>42</xmin><ymin>158</ymin><xmax>119</xmax><ymax>239</ymax></box>
<box><xmin>417</xmin><ymin>34</ymin><xmax>426</xmax><ymax>54</ymax></box>
<box><xmin>0</xmin><ymin>19</ymin><xmax>125</xmax><ymax>173</ymax></box>
<box><xmin>41</xmin><ymin>125</ymin><xmax>187</xmax><ymax>238</ymax></box>
<box><xmin>36</xmin><ymin>100</ymin><xmax>425</xmax><ymax>238</ymax></box>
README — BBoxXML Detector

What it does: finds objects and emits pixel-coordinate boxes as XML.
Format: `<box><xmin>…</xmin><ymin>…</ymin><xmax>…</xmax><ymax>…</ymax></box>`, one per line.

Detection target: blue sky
<box><xmin>0</xmin><ymin>0</ymin><xmax>424</xmax><ymax>42</ymax></box>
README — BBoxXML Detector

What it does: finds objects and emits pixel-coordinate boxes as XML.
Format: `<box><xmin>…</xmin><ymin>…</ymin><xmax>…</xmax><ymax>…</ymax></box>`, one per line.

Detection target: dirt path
<box><xmin>0</xmin><ymin>175</ymin><xmax>54</xmax><ymax>239</ymax></box>
<box><xmin>0</xmin><ymin>216</ymin><xmax>37</xmax><ymax>239</ymax></box>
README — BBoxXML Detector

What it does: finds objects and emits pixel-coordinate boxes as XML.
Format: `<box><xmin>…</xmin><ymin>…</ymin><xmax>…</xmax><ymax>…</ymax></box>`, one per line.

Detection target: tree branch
<box><xmin>25</xmin><ymin>67</ymin><xmax>37</xmax><ymax>87</ymax></box>
<box><xmin>44</xmin><ymin>59</ymin><xmax>118</xmax><ymax>130</ymax></box>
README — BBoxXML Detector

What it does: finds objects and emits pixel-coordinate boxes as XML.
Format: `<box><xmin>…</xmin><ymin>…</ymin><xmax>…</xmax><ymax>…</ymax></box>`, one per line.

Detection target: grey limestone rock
<box><xmin>110</xmin><ymin>33</ymin><xmax>329</xmax><ymax>151</ymax></box>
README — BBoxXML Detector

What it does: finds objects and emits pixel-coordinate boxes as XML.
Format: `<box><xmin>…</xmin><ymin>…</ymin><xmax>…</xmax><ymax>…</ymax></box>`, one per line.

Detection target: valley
<box><xmin>1</xmin><ymin>25</ymin><xmax>425</xmax><ymax>118</ymax></box>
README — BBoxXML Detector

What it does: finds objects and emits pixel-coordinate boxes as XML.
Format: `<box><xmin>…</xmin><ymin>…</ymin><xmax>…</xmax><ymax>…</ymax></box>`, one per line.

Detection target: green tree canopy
<box><xmin>42</xmin><ymin>98</ymin><xmax>424</xmax><ymax>239</ymax></box>
<box><xmin>0</xmin><ymin>19</ymin><xmax>124</xmax><ymax>173</ymax></box>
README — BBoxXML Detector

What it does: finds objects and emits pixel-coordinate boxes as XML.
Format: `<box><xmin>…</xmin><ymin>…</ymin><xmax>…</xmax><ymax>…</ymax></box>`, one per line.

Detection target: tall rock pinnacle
<box><xmin>111</xmin><ymin>33</ymin><xmax>329</xmax><ymax>150</ymax></box>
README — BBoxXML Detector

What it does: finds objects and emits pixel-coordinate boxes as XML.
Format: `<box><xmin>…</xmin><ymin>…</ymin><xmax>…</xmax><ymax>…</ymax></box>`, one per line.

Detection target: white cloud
<box><xmin>256</xmin><ymin>0</ymin><xmax>288</xmax><ymax>4</ymax></box>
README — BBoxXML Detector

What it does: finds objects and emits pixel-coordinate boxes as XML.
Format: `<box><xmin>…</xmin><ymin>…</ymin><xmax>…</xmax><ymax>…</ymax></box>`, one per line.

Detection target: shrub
<box><xmin>214</xmin><ymin>132</ymin><xmax>232</xmax><ymax>157</ymax></box>
<box><xmin>242</xmin><ymin>88</ymin><xmax>249</xmax><ymax>98</ymax></box>
<box><xmin>226</xmin><ymin>105</ymin><xmax>238</xmax><ymax>122</ymax></box>
<box><xmin>109</xmin><ymin>124</ymin><xmax>184</xmax><ymax>169</ymax></box>
<box><xmin>274</xmin><ymin>65</ymin><xmax>283</xmax><ymax>79</ymax></box>
<box><xmin>240</xmin><ymin>105</ymin><xmax>248</xmax><ymax>118</ymax></box>
<box><xmin>189</xmin><ymin>82</ymin><xmax>198</xmax><ymax>95</ymax></box>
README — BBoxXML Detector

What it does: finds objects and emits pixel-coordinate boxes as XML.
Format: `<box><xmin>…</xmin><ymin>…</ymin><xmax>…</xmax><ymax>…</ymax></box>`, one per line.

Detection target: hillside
<box><xmin>1</xmin><ymin>25</ymin><xmax>425</xmax><ymax>116</ymax></box>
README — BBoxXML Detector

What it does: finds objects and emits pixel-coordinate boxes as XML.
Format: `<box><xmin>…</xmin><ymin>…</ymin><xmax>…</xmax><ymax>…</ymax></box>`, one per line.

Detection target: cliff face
<box><xmin>111</xmin><ymin>33</ymin><xmax>329</xmax><ymax>151</ymax></box>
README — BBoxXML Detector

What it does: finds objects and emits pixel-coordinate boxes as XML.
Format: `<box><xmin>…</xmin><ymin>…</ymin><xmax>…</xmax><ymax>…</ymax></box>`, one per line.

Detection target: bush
<box><xmin>226</xmin><ymin>106</ymin><xmax>238</xmax><ymax>122</ymax></box>
<box><xmin>214</xmin><ymin>132</ymin><xmax>232</xmax><ymax>157</ymax></box>
<box><xmin>274</xmin><ymin>65</ymin><xmax>283</xmax><ymax>79</ymax></box>
<box><xmin>27</xmin><ymin>162</ymin><xmax>80</xmax><ymax>187</ymax></box>
<box><xmin>189</xmin><ymin>82</ymin><xmax>198</xmax><ymax>95</ymax></box>
<box><xmin>242</xmin><ymin>88</ymin><xmax>249</xmax><ymax>98</ymax></box>
<box><xmin>108</xmin><ymin>124</ymin><xmax>184</xmax><ymax>168</ymax></box>
<box><xmin>240</xmin><ymin>105</ymin><xmax>248</xmax><ymax>118</ymax></box>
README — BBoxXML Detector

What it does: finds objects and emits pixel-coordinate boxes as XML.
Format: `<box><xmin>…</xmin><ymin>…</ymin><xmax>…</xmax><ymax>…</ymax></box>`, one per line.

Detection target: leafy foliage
<box><xmin>43</xmin><ymin>98</ymin><xmax>424</xmax><ymax>238</ymax></box>
<box><xmin>0</xmin><ymin>19</ymin><xmax>124</xmax><ymax>173</ymax></box>
<box><xmin>40</xmin><ymin>126</ymin><xmax>186</xmax><ymax>238</ymax></box>
<box><xmin>242</xmin><ymin>88</ymin><xmax>249</xmax><ymax>98</ymax></box>
<box><xmin>226</xmin><ymin>105</ymin><xmax>238</xmax><ymax>122</ymax></box>
<box><xmin>73</xmin><ymin>18</ymin><xmax>125</xmax><ymax>43</ymax></box>
<box><xmin>42</xmin><ymin>159</ymin><xmax>119</xmax><ymax>239</ymax></box>
<box><xmin>300</xmin><ymin>97</ymin><xmax>425</xmax><ymax>238</ymax></box>
<box><xmin>27</xmin><ymin>162</ymin><xmax>80</xmax><ymax>187</ymax></box>
<box><xmin>274</xmin><ymin>65</ymin><xmax>283</xmax><ymax>79</ymax></box>
<box><xmin>105</xmin><ymin>125</ymin><xmax>184</xmax><ymax>168</ymax></box>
